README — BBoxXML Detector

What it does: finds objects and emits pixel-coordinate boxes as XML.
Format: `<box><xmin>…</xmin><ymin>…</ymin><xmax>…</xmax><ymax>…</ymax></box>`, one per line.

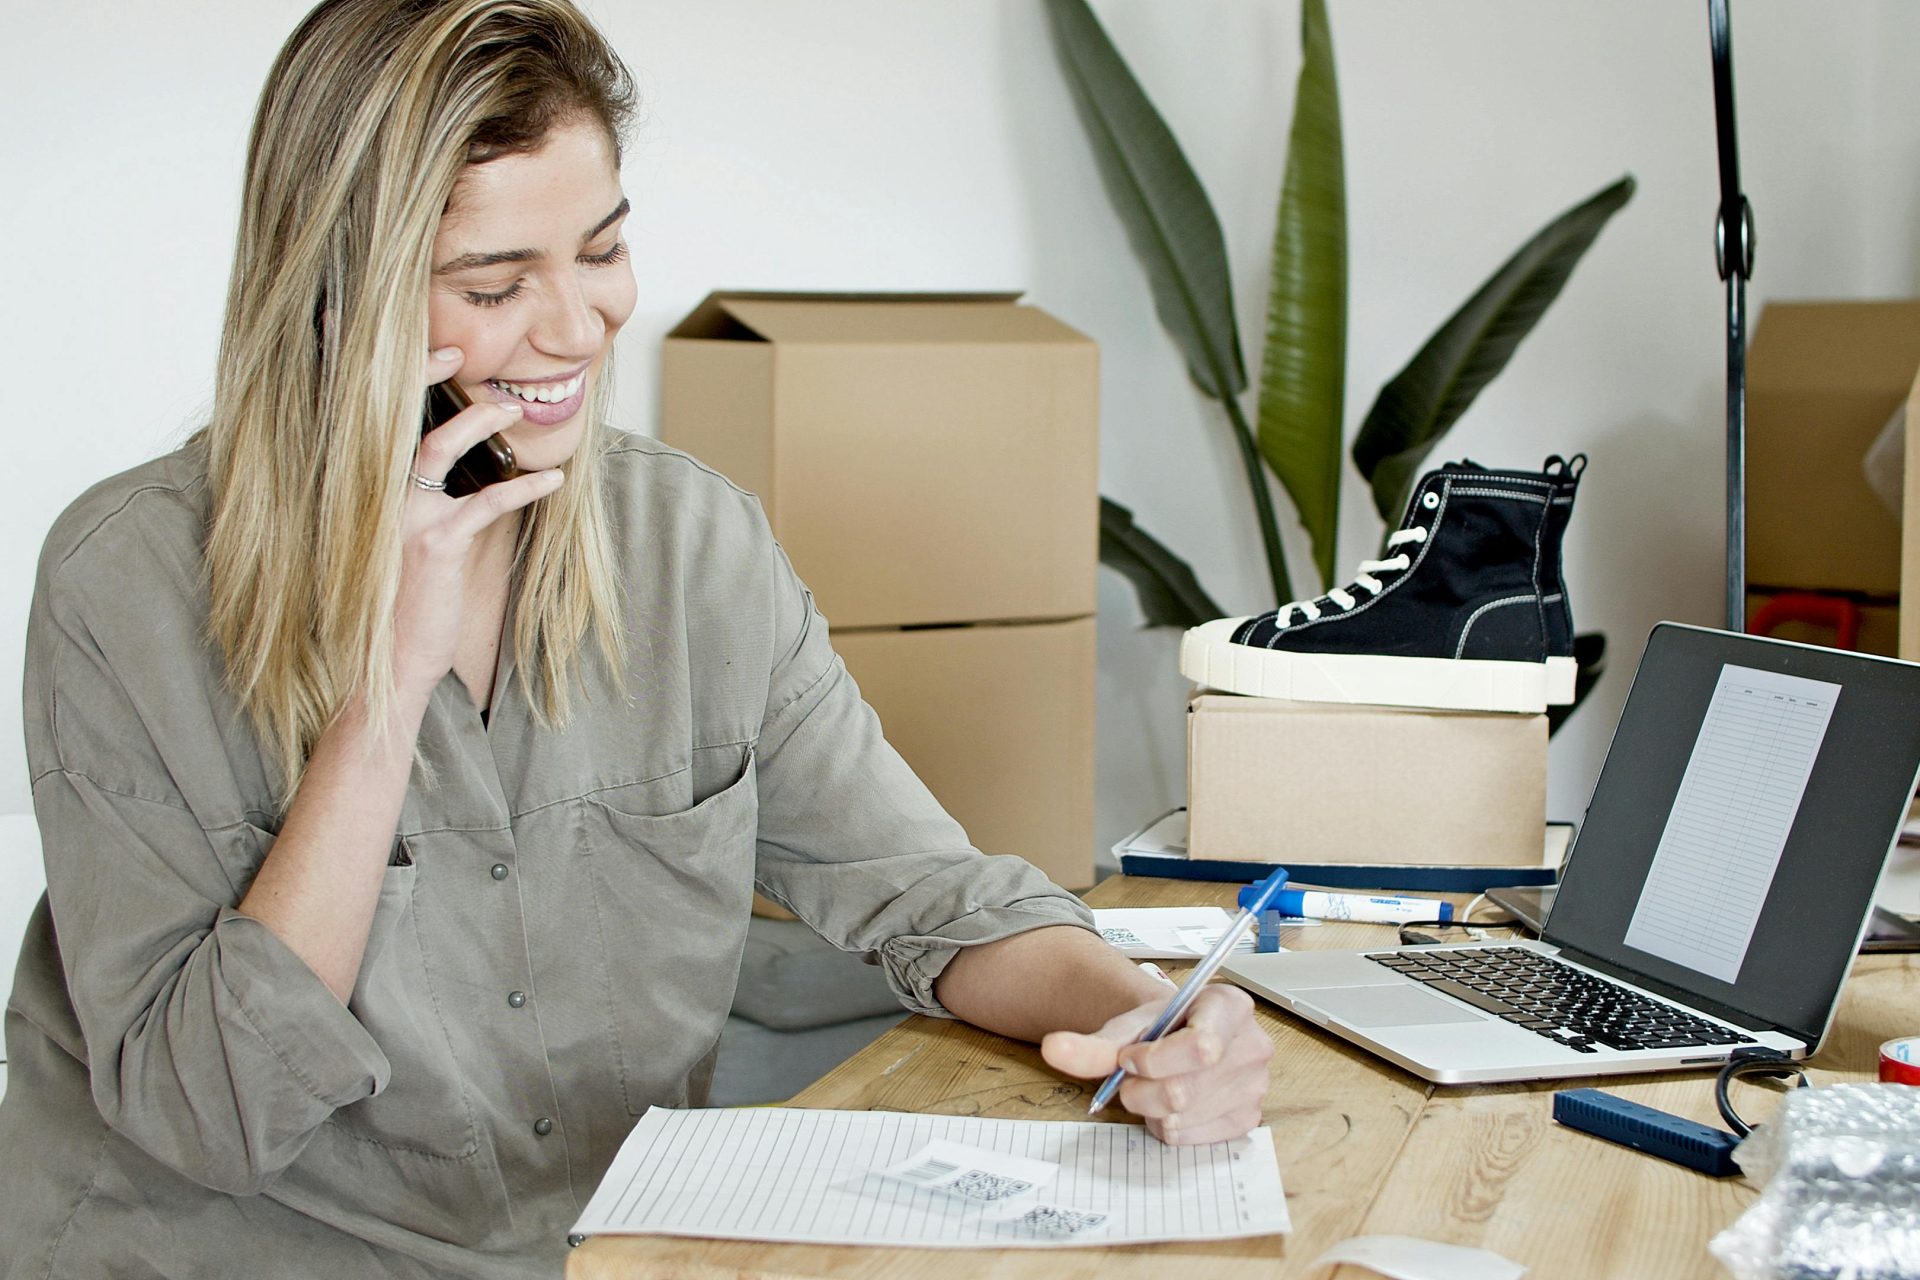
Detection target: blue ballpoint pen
<box><xmin>1087</xmin><ymin>867</ymin><xmax>1290</xmax><ymax>1114</ymax></box>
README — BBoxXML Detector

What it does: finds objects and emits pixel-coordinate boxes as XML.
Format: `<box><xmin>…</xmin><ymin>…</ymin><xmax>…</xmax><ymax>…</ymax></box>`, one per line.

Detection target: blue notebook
<box><xmin>1112</xmin><ymin>809</ymin><xmax>1569</xmax><ymax>893</ymax></box>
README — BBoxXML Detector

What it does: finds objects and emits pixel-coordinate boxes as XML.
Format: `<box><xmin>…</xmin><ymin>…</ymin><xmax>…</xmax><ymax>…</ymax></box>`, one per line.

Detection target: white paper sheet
<box><xmin>1310</xmin><ymin>1235</ymin><xmax>1526</xmax><ymax>1280</ymax></box>
<box><xmin>573</xmin><ymin>1107</ymin><xmax>1290</xmax><ymax>1249</ymax></box>
<box><xmin>1624</xmin><ymin>664</ymin><xmax>1840</xmax><ymax>983</ymax></box>
<box><xmin>1095</xmin><ymin>907</ymin><xmax>1276</xmax><ymax>959</ymax></box>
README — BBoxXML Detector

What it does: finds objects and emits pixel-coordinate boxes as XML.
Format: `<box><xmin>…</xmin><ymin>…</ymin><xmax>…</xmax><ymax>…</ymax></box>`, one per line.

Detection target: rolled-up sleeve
<box><xmin>28</xmin><ymin>573</ymin><xmax>389</xmax><ymax>1196</ymax></box>
<box><xmin>748</xmin><ymin>535</ymin><xmax>1095</xmax><ymax>1017</ymax></box>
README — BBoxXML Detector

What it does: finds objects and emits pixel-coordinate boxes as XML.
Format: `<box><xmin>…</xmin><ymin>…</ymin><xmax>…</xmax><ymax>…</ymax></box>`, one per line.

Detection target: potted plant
<box><xmin>1048</xmin><ymin>0</ymin><xmax>1630</xmax><ymax>724</ymax></box>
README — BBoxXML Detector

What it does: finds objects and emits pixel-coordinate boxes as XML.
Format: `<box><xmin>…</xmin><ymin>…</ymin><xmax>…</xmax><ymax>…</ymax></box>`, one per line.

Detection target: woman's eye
<box><xmin>580</xmin><ymin>241</ymin><xmax>628</xmax><ymax>268</ymax></box>
<box><xmin>463</xmin><ymin>281</ymin><xmax>525</xmax><ymax>308</ymax></box>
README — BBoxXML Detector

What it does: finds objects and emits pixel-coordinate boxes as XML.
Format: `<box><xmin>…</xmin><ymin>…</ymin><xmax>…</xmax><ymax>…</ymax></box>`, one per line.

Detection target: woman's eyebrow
<box><xmin>435</xmin><ymin>197</ymin><xmax>631</xmax><ymax>275</ymax></box>
<box><xmin>586</xmin><ymin>197</ymin><xmax>631</xmax><ymax>241</ymax></box>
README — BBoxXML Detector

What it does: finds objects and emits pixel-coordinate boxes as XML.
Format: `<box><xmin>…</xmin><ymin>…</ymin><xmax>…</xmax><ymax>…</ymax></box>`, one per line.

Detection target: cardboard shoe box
<box><xmin>833</xmin><ymin>617</ymin><xmax>1096</xmax><ymax>891</ymax></box>
<box><xmin>1185</xmin><ymin>694</ymin><xmax>1545</xmax><ymax>868</ymax></box>
<box><xmin>661</xmin><ymin>291</ymin><xmax>1099</xmax><ymax>630</ymax></box>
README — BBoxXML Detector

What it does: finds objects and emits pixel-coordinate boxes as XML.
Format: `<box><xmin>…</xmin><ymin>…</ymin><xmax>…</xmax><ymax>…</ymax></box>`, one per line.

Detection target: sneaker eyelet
<box><xmin>1422</xmin><ymin>491</ymin><xmax>1440</xmax><ymax>510</ymax></box>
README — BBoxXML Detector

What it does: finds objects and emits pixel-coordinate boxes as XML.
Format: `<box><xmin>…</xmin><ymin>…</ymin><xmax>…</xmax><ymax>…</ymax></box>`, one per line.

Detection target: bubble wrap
<box><xmin>1709</xmin><ymin>1083</ymin><xmax>1920</xmax><ymax>1280</ymax></box>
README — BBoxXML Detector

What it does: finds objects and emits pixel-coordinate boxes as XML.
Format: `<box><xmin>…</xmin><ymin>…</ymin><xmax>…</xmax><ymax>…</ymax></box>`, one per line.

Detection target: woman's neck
<box><xmin>453</xmin><ymin>511</ymin><xmax>521</xmax><ymax>714</ymax></box>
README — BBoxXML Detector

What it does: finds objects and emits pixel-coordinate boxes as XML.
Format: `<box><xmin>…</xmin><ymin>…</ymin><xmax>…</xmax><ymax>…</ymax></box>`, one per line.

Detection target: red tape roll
<box><xmin>1881</xmin><ymin>1036</ymin><xmax>1920</xmax><ymax>1085</ymax></box>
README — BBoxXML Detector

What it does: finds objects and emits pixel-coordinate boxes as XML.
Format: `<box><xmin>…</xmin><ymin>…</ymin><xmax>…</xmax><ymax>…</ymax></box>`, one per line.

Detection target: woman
<box><xmin>0</xmin><ymin>1</ymin><xmax>1272</xmax><ymax>1275</ymax></box>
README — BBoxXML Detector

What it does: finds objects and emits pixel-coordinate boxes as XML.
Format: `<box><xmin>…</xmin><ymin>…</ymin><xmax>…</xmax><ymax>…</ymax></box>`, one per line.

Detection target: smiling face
<box><xmin>428</xmin><ymin>117</ymin><xmax>636</xmax><ymax>473</ymax></box>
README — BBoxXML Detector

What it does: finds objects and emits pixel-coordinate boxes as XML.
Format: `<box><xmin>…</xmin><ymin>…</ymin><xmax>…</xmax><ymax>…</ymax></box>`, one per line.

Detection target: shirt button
<box><xmin>490</xmin><ymin>864</ymin><xmax>509</xmax><ymax>881</ymax></box>
<box><xmin>534</xmin><ymin>1117</ymin><xmax>553</xmax><ymax>1136</ymax></box>
<box><xmin>507</xmin><ymin>990</ymin><xmax>527</xmax><ymax>1009</ymax></box>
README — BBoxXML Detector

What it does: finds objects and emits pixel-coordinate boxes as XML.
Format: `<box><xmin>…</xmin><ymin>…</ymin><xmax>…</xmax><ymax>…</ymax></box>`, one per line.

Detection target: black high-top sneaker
<box><xmin>1180</xmin><ymin>458</ymin><xmax>1575</xmax><ymax>713</ymax></box>
<box><xmin>1538</xmin><ymin>454</ymin><xmax>1586</xmax><ymax>705</ymax></box>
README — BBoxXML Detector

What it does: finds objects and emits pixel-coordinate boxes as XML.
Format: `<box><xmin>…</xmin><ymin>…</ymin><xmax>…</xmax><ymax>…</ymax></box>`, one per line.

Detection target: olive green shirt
<box><xmin>0</xmin><ymin>433</ymin><xmax>1093</xmax><ymax>1278</ymax></box>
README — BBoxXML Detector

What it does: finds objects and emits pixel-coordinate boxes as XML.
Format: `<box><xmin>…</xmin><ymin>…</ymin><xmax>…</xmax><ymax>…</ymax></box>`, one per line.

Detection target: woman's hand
<box><xmin>1040</xmin><ymin>983</ymin><xmax>1274</xmax><ymax>1145</ymax></box>
<box><xmin>391</xmin><ymin>347</ymin><xmax>564</xmax><ymax>698</ymax></box>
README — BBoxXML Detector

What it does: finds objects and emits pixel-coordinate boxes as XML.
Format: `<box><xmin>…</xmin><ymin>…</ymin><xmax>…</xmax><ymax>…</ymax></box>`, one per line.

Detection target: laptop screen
<box><xmin>1545</xmin><ymin>623</ymin><xmax>1920</xmax><ymax>1047</ymax></box>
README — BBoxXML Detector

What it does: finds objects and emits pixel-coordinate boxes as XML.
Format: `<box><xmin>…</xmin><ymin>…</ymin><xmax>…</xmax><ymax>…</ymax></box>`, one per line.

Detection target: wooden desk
<box><xmin>570</xmin><ymin>876</ymin><xmax>1915</xmax><ymax>1279</ymax></box>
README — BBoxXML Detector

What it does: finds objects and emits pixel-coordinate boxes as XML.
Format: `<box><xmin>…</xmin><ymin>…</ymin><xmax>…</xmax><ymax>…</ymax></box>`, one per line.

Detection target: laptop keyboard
<box><xmin>1363</xmin><ymin>948</ymin><xmax>1756</xmax><ymax>1054</ymax></box>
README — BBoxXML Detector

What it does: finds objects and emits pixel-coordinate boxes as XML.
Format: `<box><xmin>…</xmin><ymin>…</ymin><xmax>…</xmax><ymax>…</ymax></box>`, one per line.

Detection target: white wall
<box><xmin>5</xmin><ymin>1</ymin><xmax>1917</xmax><ymax>879</ymax></box>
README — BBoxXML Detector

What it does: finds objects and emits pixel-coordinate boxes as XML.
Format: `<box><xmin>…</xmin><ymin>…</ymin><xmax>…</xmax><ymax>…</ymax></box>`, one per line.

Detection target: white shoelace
<box><xmin>1273</xmin><ymin>527</ymin><xmax>1428</xmax><ymax>625</ymax></box>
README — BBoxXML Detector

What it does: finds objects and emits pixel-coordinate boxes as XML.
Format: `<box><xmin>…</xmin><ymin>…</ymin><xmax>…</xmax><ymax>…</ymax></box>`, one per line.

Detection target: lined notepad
<box><xmin>1625</xmin><ymin>663</ymin><xmax>1840</xmax><ymax>983</ymax></box>
<box><xmin>573</xmin><ymin>1107</ymin><xmax>1290</xmax><ymax>1249</ymax></box>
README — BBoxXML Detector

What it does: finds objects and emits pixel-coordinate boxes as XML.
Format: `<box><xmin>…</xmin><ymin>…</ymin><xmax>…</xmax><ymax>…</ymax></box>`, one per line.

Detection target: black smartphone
<box><xmin>424</xmin><ymin>380</ymin><xmax>520</xmax><ymax>497</ymax></box>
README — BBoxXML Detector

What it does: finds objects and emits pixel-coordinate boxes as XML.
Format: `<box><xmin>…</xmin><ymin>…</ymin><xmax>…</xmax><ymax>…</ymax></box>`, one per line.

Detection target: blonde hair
<box><xmin>204</xmin><ymin>0</ymin><xmax>632</xmax><ymax>798</ymax></box>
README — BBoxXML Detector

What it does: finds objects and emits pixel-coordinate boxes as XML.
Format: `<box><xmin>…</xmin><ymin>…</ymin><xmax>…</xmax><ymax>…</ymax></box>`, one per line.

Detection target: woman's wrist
<box><xmin>308</xmin><ymin>680</ymin><xmax>436</xmax><ymax>785</ymax></box>
<box><xmin>389</xmin><ymin>662</ymin><xmax>449</xmax><ymax>716</ymax></box>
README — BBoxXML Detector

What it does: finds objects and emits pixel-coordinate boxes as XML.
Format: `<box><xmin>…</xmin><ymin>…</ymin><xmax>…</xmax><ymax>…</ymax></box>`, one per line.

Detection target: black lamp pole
<box><xmin>1709</xmin><ymin>0</ymin><xmax>1754</xmax><ymax>632</ymax></box>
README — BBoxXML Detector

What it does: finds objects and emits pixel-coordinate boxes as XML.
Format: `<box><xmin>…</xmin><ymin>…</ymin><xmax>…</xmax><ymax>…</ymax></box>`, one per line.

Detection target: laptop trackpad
<box><xmin>1298</xmin><ymin>984</ymin><xmax>1489</xmax><ymax>1028</ymax></box>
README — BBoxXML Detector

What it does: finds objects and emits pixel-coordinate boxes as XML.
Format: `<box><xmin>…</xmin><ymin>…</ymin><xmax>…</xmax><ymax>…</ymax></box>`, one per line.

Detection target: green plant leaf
<box><xmin>1043</xmin><ymin>0</ymin><xmax>1246</xmax><ymax>401</ymax></box>
<box><xmin>1098</xmin><ymin>497</ymin><xmax>1225</xmax><ymax>628</ymax></box>
<box><xmin>1353</xmin><ymin>176</ymin><xmax>1635</xmax><ymax>523</ymax></box>
<box><xmin>1257</xmin><ymin>0</ymin><xmax>1346</xmax><ymax>591</ymax></box>
<box><xmin>1045</xmin><ymin>0</ymin><xmax>1293</xmax><ymax>605</ymax></box>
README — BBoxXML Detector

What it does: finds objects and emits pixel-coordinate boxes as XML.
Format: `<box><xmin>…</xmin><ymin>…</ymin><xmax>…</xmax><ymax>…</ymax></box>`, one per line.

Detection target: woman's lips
<box><xmin>480</xmin><ymin>367</ymin><xmax>588</xmax><ymax>427</ymax></box>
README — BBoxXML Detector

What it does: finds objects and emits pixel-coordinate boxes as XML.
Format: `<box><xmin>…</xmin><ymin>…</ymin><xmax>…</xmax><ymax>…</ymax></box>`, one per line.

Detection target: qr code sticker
<box><xmin>1099</xmin><ymin>927</ymin><xmax>1144</xmax><ymax>947</ymax></box>
<box><xmin>948</xmin><ymin>1170</ymin><xmax>1035</xmax><ymax>1202</ymax></box>
<box><xmin>1006</xmin><ymin>1205</ymin><xmax>1108</xmax><ymax>1236</ymax></box>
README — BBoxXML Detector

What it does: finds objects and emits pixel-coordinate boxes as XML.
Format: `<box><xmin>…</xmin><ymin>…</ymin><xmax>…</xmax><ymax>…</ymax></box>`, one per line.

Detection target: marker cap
<box><xmin>1236</xmin><ymin>871</ymin><xmax>1289</xmax><ymax>912</ymax></box>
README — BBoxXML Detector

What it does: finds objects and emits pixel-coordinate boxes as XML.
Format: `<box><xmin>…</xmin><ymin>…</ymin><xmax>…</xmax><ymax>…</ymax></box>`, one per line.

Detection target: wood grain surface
<box><xmin>569</xmin><ymin>876</ymin><xmax>1916</xmax><ymax>1280</ymax></box>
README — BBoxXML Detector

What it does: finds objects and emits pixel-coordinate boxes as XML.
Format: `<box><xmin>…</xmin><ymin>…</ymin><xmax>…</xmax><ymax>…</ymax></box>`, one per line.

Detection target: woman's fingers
<box><xmin>1119</xmin><ymin>985</ymin><xmax>1258</xmax><ymax>1079</ymax></box>
<box><xmin>449</xmin><ymin>465</ymin><xmax>565</xmax><ymax>536</ymax></box>
<box><xmin>415</xmin><ymin>400</ymin><xmax>522</xmax><ymax>485</ymax></box>
<box><xmin>1100</xmin><ymin>985</ymin><xmax>1271</xmax><ymax>1142</ymax></box>
<box><xmin>425</xmin><ymin>344</ymin><xmax>463</xmax><ymax>385</ymax></box>
<box><xmin>1148</xmin><ymin>1101</ymin><xmax>1269</xmax><ymax>1148</ymax></box>
<box><xmin>1039</xmin><ymin>1003</ymin><xmax>1160</xmax><ymax>1080</ymax></box>
<box><xmin>1119</xmin><ymin>1058</ymin><xmax>1270</xmax><ymax>1125</ymax></box>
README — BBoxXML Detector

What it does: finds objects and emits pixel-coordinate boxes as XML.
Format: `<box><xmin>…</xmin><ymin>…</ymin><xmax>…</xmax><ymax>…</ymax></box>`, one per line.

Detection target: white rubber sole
<box><xmin>1546</xmin><ymin>655</ymin><xmax>1577</xmax><ymax>705</ymax></box>
<box><xmin>1180</xmin><ymin>617</ymin><xmax>1554</xmax><ymax>714</ymax></box>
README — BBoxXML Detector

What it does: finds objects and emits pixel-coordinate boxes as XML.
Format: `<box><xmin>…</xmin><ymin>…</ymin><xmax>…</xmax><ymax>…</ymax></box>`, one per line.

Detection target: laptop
<box><xmin>1487</xmin><ymin>885</ymin><xmax>1920</xmax><ymax>953</ymax></box>
<box><xmin>1221</xmin><ymin>622</ymin><xmax>1920</xmax><ymax>1084</ymax></box>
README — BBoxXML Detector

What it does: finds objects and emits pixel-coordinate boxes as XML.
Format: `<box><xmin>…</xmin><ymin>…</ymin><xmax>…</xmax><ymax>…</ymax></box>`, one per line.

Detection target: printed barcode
<box><xmin>948</xmin><ymin>1170</ymin><xmax>1034</xmax><ymax>1202</ymax></box>
<box><xmin>897</xmin><ymin>1159</ymin><xmax>960</xmax><ymax>1183</ymax></box>
<box><xmin>1099</xmin><ymin>927</ymin><xmax>1145</xmax><ymax>946</ymax></box>
<box><xmin>1006</xmin><ymin>1204</ymin><xmax>1107</xmax><ymax>1235</ymax></box>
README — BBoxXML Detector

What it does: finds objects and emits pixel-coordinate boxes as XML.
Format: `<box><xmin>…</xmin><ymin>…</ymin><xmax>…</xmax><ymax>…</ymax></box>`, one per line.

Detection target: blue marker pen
<box><xmin>1237</xmin><ymin>884</ymin><xmax>1452</xmax><ymax>926</ymax></box>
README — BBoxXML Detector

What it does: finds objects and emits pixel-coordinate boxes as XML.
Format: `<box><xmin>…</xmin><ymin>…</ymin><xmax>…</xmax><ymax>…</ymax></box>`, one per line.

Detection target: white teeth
<box><xmin>490</xmin><ymin>373</ymin><xmax>584</xmax><ymax>404</ymax></box>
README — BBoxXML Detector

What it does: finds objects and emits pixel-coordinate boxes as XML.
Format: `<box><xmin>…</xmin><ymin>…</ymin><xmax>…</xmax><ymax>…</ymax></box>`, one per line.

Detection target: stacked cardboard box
<box><xmin>661</xmin><ymin>292</ymin><xmax>1099</xmax><ymax>889</ymax></box>
<box><xmin>1744</xmin><ymin>300</ymin><xmax>1920</xmax><ymax>658</ymax></box>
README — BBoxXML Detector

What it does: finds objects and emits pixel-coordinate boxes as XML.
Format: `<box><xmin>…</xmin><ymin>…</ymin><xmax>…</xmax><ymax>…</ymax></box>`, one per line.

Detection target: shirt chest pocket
<box><xmin>236</xmin><ymin>824</ymin><xmax>481</xmax><ymax>1163</ymax></box>
<box><xmin>577</xmin><ymin>745</ymin><xmax>759</xmax><ymax>1115</ymax></box>
<box><xmin>336</xmin><ymin>858</ymin><xmax>484</xmax><ymax>1159</ymax></box>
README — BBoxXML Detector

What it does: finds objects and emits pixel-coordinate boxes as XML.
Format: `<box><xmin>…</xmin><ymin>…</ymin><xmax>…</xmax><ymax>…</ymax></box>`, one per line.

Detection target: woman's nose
<box><xmin>531</xmin><ymin>277</ymin><xmax>603</xmax><ymax>358</ymax></box>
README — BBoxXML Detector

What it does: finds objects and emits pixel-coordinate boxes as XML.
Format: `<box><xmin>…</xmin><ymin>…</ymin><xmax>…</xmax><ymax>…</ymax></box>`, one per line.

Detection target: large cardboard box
<box><xmin>1185</xmin><ymin>694</ymin><xmax>1546</xmax><ymax>867</ymax></box>
<box><xmin>1904</xmin><ymin>367</ymin><xmax>1920</xmax><ymax>660</ymax></box>
<box><xmin>661</xmin><ymin>292</ymin><xmax>1099</xmax><ymax>630</ymax></box>
<box><xmin>1747</xmin><ymin>300</ymin><xmax>1920</xmax><ymax>598</ymax></box>
<box><xmin>833</xmin><ymin>618</ymin><xmax>1096</xmax><ymax>890</ymax></box>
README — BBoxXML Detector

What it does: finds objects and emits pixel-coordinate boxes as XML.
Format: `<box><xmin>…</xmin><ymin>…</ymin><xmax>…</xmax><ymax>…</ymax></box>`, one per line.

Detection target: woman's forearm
<box><xmin>235</xmin><ymin>687</ymin><xmax>432</xmax><ymax>1002</ymax></box>
<box><xmin>932</xmin><ymin>925</ymin><xmax>1169</xmax><ymax>1043</ymax></box>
